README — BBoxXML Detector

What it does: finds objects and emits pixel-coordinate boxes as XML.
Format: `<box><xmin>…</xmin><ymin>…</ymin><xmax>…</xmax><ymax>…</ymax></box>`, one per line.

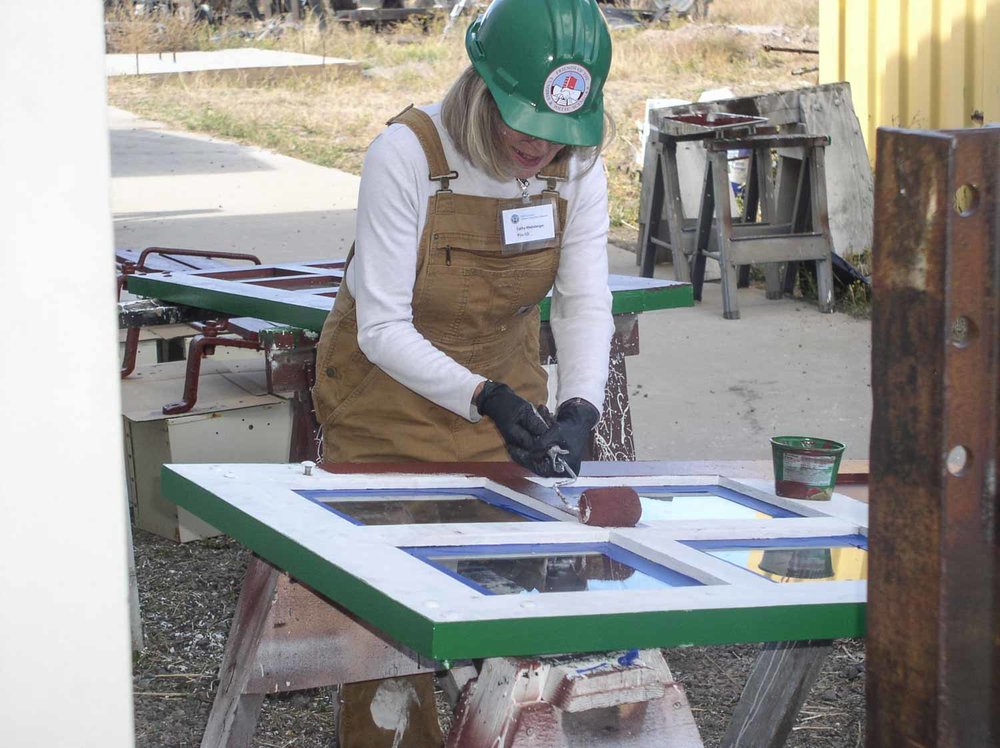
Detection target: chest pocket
<box><xmin>412</xmin><ymin>192</ymin><xmax>567</xmax><ymax>345</ymax></box>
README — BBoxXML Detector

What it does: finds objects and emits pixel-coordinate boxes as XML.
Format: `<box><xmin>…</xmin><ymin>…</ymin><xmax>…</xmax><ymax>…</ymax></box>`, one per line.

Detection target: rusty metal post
<box><xmin>868</xmin><ymin>126</ymin><xmax>998</xmax><ymax>747</ymax></box>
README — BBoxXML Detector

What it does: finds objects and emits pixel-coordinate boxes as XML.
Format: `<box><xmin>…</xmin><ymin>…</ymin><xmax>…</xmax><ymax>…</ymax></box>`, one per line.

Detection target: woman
<box><xmin>311</xmin><ymin>0</ymin><xmax>614</xmax><ymax>743</ymax></box>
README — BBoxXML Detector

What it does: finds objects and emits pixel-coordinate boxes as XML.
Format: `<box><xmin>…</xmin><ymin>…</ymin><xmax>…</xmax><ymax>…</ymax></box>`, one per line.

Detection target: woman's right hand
<box><xmin>475</xmin><ymin>381</ymin><xmax>553</xmax><ymax>470</ymax></box>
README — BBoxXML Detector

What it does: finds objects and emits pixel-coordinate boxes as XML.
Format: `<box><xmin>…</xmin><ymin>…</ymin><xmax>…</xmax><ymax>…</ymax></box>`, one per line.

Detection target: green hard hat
<box><xmin>466</xmin><ymin>0</ymin><xmax>612</xmax><ymax>147</ymax></box>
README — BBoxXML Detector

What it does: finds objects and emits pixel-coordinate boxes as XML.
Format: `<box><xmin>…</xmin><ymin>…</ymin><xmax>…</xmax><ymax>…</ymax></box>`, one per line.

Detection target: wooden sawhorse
<box><xmin>203</xmin><ymin>559</ymin><xmax>834</xmax><ymax>748</ymax></box>
<box><xmin>694</xmin><ymin>134</ymin><xmax>835</xmax><ymax>319</ymax></box>
<box><xmin>639</xmin><ymin>130</ymin><xmax>836</xmax><ymax>319</ymax></box>
<box><xmin>204</xmin><ymin>555</ymin><xmax>703</xmax><ymax>747</ymax></box>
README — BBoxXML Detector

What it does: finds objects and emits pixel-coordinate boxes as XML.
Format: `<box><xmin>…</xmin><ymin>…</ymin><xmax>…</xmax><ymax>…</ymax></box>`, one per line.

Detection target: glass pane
<box><xmin>429</xmin><ymin>552</ymin><xmax>687</xmax><ymax>595</ymax></box>
<box><xmin>323</xmin><ymin>495</ymin><xmax>531</xmax><ymax>525</ymax></box>
<box><xmin>638</xmin><ymin>492</ymin><xmax>773</xmax><ymax>521</ymax></box>
<box><xmin>707</xmin><ymin>545</ymin><xmax>868</xmax><ymax>583</ymax></box>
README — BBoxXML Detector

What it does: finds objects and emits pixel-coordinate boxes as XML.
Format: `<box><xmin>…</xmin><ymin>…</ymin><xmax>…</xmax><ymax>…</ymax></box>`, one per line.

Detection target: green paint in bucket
<box><xmin>770</xmin><ymin>436</ymin><xmax>846</xmax><ymax>501</ymax></box>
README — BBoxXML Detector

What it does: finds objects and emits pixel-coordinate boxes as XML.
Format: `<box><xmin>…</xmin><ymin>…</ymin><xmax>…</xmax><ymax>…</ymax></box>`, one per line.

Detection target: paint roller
<box><xmin>547</xmin><ymin>446</ymin><xmax>643</xmax><ymax>528</ymax></box>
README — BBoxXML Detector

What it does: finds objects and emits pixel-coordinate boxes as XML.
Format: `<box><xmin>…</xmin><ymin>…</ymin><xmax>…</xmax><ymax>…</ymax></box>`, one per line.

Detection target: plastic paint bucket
<box><xmin>770</xmin><ymin>436</ymin><xmax>846</xmax><ymax>501</ymax></box>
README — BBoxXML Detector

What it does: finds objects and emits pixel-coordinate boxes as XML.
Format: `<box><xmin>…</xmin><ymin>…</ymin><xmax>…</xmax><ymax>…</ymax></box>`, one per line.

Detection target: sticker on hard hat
<box><xmin>543</xmin><ymin>64</ymin><xmax>591</xmax><ymax>114</ymax></box>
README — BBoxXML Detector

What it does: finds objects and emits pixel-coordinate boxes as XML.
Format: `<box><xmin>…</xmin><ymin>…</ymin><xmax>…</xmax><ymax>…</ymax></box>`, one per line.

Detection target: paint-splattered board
<box><xmin>162</xmin><ymin>462</ymin><xmax>867</xmax><ymax>661</ymax></box>
<box><xmin>125</xmin><ymin>259</ymin><xmax>693</xmax><ymax>333</ymax></box>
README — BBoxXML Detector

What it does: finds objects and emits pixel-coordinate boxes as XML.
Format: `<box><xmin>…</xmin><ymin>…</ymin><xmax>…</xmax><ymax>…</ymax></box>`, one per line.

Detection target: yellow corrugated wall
<box><xmin>820</xmin><ymin>0</ymin><xmax>999</xmax><ymax>155</ymax></box>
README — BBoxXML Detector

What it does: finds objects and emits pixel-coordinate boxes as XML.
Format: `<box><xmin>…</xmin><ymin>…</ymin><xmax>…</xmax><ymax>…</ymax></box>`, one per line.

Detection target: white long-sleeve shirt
<box><xmin>345</xmin><ymin>103</ymin><xmax>614</xmax><ymax>422</ymax></box>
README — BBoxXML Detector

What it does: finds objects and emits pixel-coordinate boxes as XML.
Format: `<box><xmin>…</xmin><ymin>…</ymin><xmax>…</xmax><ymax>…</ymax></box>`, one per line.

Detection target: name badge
<box><xmin>501</xmin><ymin>203</ymin><xmax>556</xmax><ymax>246</ymax></box>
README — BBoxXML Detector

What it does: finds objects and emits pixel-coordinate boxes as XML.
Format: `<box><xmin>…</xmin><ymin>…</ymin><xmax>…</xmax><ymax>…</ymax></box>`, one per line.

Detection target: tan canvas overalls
<box><xmin>311</xmin><ymin>107</ymin><xmax>570</xmax><ymax>747</ymax></box>
<box><xmin>312</xmin><ymin>106</ymin><xmax>569</xmax><ymax>465</ymax></box>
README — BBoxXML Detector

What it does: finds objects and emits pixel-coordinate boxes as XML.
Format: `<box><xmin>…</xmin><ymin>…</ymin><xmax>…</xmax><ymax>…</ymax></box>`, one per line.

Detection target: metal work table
<box><xmin>120</xmin><ymin>252</ymin><xmax>693</xmax><ymax>461</ymax></box>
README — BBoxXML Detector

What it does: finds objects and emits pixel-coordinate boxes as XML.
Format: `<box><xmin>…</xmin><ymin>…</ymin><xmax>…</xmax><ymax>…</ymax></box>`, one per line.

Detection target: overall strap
<box><xmin>387</xmin><ymin>104</ymin><xmax>458</xmax><ymax>192</ymax></box>
<box><xmin>537</xmin><ymin>153</ymin><xmax>571</xmax><ymax>195</ymax></box>
<box><xmin>342</xmin><ymin>241</ymin><xmax>356</xmax><ymax>273</ymax></box>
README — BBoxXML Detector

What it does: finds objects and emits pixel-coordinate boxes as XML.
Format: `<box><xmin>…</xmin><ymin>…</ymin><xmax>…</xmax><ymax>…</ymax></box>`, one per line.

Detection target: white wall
<box><xmin>0</xmin><ymin>2</ymin><xmax>134</xmax><ymax>746</ymax></box>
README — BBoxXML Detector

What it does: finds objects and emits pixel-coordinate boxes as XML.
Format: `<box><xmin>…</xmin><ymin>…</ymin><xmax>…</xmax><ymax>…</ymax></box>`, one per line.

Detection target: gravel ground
<box><xmin>132</xmin><ymin>528</ymin><xmax>865</xmax><ymax>747</ymax></box>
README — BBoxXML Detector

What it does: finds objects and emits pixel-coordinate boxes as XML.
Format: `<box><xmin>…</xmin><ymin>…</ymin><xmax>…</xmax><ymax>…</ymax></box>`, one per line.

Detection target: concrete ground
<box><xmin>110</xmin><ymin>107</ymin><xmax>872</xmax><ymax>463</ymax></box>
<box><xmin>106</xmin><ymin>48</ymin><xmax>354</xmax><ymax>78</ymax></box>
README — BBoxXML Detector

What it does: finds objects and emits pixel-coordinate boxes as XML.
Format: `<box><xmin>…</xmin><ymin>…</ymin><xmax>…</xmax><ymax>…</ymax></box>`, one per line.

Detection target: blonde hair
<box><xmin>440</xmin><ymin>66</ymin><xmax>610</xmax><ymax>182</ymax></box>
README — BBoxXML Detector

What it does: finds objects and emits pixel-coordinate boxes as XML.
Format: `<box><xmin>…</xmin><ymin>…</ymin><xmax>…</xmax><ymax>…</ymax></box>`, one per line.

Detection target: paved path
<box><xmin>106</xmin><ymin>48</ymin><xmax>354</xmax><ymax>78</ymax></box>
<box><xmin>110</xmin><ymin>107</ymin><xmax>359</xmax><ymax>263</ymax></box>
<box><xmin>110</xmin><ymin>107</ymin><xmax>872</xmax><ymax>462</ymax></box>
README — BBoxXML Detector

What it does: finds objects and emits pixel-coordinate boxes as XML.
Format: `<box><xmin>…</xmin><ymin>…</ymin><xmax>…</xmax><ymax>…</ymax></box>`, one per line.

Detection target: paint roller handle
<box><xmin>526</xmin><ymin>398</ymin><xmax>600</xmax><ymax>478</ymax></box>
<box><xmin>547</xmin><ymin>445</ymin><xmax>577</xmax><ymax>481</ymax></box>
<box><xmin>476</xmin><ymin>381</ymin><xmax>553</xmax><ymax>470</ymax></box>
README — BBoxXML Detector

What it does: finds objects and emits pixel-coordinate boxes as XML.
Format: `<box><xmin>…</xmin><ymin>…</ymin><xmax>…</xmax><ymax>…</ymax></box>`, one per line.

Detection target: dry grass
<box><xmin>106</xmin><ymin>3</ymin><xmax>819</xmax><ymax>227</ymax></box>
<box><xmin>106</xmin><ymin>6</ymin><xmax>227</xmax><ymax>53</ymax></box>
<box><xmin>602</xmin><ymin>19</ymin><xmax>818</xmax><ymax>225</ymax></box>
<box><xmin>707</xmin><ymin>0</ymin><xmax>817</xmax><ymax>27</ymax></box>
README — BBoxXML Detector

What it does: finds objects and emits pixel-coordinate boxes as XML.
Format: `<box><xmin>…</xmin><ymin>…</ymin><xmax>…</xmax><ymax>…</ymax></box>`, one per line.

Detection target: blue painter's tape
<box><xmin>294</xmin><ymin>486</ymin><xmax>554</xmax><ymax>525</ymax></box>
<box><xmin>403</xmin><ymin>542</ymin><xmax>703</xmax><ymax>595</ymax></box>
<box><xmin>682</xmin><ymin>535</ymin><xmax>868</xmax><ymax>584</ymax></box>
<box><xmin>553</xmin><ymin>484</ymin><xmax>802</xmax><ymax>519</ymax></box>
<box><xmin>683</xmin><ymin>535</ymin><xmax>869</xmax><ymax>551</ymax></box>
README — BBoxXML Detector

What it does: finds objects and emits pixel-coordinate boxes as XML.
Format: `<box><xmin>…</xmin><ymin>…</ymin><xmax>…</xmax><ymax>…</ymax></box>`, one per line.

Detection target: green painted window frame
<box><xmin>126</xmin><ymin>259</ymin><xmax>693</xmax><ymax>332</ymax></box>
<box><xmin>161</xmin><ymin>465</ymin><xmax>867</xmax><ymax>661</ymax></box>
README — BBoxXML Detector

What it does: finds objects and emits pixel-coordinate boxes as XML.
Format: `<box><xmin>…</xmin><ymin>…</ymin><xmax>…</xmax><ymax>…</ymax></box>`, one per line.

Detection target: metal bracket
<box><xmin>161</xmin><ymin>324</ymin><xmax>262</xmax><ymax>415</ymax></box>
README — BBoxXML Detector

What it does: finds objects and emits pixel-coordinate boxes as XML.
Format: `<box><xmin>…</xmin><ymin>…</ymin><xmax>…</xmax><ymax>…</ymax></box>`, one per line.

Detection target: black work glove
<box><xmin>526</xmin><ymin>398</ymin><xmax>600</xmax><ymax>478</ymax></box>
<box><xmin>476</xmin><ymin>381</ymin><xmax>553</xmax><ymax>470</ymax></box>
